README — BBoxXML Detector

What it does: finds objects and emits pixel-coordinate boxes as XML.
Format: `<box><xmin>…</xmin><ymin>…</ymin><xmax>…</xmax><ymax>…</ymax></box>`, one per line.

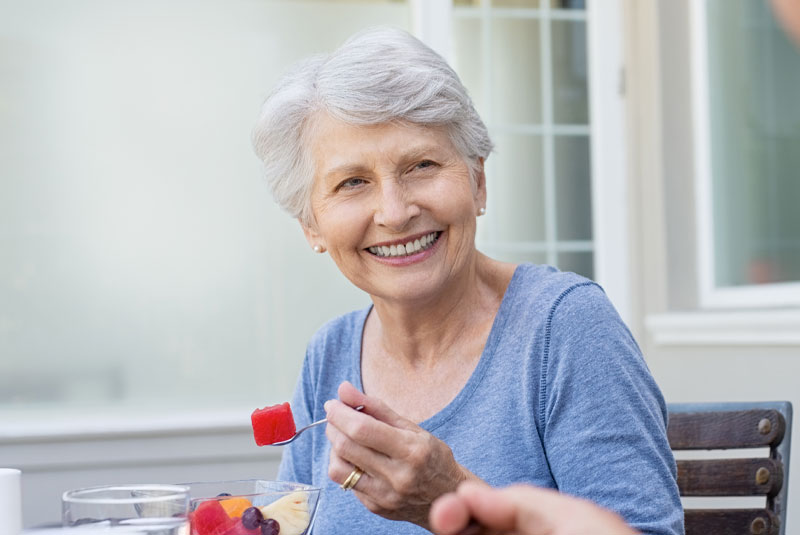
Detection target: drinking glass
<box><xmin>62</xmin><ymin>484</ymin><xmax>189</xmax><ymax>534</ymax></box>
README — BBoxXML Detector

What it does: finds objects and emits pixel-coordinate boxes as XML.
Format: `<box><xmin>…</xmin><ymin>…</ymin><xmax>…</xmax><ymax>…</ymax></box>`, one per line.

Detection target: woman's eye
<box><xmin>337</xmin><ymin>177</ymin><xmax>365</xmax><ymax>190</ymax></box>
<box><xmin>413</xmin><ymin>160</ymin><xmax>436</xmax><ymax>171</ymax></box>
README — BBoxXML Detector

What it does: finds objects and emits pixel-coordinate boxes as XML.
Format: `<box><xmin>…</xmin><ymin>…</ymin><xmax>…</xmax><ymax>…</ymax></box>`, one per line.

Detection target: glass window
<box><xmin>491</xmin><ymin>18</ymin><xmax>542</xmax><ymax>125</ymax></box>
<box><xmin>557</xmin><ymin>251</ymin><xmax>594</xmax><ymax>280</ymax></box>
<box><xmin>554</xmin><ymin>135</ymin><xmax>592</xmax><ymax>241</ymax></box>
<box><xmin>699</xmin><ymin>0</ymin><xmax>800</xmax><ymax>300</ymax></box>
<box><xmin>552</xmin><ymin>20</ymin><xmax>589</xmax><ymax>124</ymax></box>
<box><xmin>492</xmin><ymin>133</ymin><xmax>547</xmax><ymax>242</ymax></box>
<box><xmin>452</xmin><ymin>1</ymin><xmax>593</xmax><ymax>276</ymax></box>
<box><xmin>0</xmin><ymin>0</ymin><xmax>410</xmax><ymax>416</ymax></box>
<box><xmin>452</xmin><ymin>17</ymin><xmax>486</xmax><ymax>117</ymax></box>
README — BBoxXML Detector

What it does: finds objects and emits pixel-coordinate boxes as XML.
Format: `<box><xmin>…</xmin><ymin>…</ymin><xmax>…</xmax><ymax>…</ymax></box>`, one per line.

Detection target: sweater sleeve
<box><xmin>540</xmin><ymin>283</ymin><xmax>684</xmax><ymax>535</ymax></box>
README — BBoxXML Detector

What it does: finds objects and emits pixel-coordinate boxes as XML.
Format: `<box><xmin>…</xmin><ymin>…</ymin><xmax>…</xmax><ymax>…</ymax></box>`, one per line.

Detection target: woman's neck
<box><xmin>367</xmin><ymin>254</ymin><xmax>515</xmax><ymax>368</ymax></box>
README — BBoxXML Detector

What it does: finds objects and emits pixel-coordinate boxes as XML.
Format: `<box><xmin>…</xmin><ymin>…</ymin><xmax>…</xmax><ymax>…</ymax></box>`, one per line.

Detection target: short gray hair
<box><xmin>251</xmin><ymin>26</ymin><xmax>493</xmax><ymax>225</ymax></box>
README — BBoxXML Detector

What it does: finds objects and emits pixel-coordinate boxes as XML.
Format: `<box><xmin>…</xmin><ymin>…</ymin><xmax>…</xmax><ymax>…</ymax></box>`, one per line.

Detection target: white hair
<box><xmin>251</xmin><ymin>26</ymin><xmax>493</xmax><ymax>225</ymax></box>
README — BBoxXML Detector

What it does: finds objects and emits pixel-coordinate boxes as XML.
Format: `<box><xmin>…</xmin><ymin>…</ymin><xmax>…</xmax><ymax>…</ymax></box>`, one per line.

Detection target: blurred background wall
<box><xmin>1</xmin><ymin>0</ymin><xmax>408</xmax><ymax>525</ymax></box>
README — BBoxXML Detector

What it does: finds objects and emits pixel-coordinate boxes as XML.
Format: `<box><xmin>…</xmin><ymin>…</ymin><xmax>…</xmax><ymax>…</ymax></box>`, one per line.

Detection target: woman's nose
<box><xmin>373</xmin><ymin>180</ymin><xmax>420</xmax><ymax>229</ymax></box>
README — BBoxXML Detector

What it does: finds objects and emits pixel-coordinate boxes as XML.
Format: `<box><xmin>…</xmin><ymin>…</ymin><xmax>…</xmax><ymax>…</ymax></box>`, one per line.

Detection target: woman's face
<box><xmin>302</xmin><ymin>114</ymin><xmax>486</xmax><ymax>303</ymax></box>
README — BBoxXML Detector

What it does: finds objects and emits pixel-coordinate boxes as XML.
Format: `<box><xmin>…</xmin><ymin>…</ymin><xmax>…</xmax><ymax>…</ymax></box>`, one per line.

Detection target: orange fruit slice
<box><xmin>220</xmin><ymin>497</ymin><xmax>253</xmax><ymax>518</ymax></box>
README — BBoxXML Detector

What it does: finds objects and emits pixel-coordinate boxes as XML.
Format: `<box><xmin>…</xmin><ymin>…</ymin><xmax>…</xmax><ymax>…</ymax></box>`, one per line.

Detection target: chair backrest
<box><xmin>667</xmin><ymin>401</ymin><xmax>792</xmax><ymax>535</ymax></box>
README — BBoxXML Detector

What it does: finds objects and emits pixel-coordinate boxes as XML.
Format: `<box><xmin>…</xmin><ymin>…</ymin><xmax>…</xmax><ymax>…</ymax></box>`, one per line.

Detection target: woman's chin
<box><xmin>362</xmin><ymin>268</ymin><xmax>465</xmax><ymax>306</ymax></box>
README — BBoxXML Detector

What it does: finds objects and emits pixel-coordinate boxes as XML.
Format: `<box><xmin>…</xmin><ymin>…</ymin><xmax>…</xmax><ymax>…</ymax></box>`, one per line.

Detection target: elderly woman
<box><xmin>252</xmin><ymin>27</ymin><xmax>683</xmax><ymax>535</ymax></box>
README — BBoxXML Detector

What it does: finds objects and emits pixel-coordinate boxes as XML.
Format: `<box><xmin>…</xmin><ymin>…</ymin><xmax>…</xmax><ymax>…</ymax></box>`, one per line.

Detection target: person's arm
<box><xmin>430</xmin><ymin>481</ymin><xmax>639</xmax><ymax>535</ymax></box>
<box><xmin>323</xmin><ymin>381</ymin><xmax>481</xmax><ymax>530</ymax></box>
<box><xmin>540</xmin><ymin>284</ymin><xmax>683</xmax><ymax>535</ymax></box>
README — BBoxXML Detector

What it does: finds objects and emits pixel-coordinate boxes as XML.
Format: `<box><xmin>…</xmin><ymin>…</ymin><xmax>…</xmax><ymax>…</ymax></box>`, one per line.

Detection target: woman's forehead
<box><xmin>307</xmin><ymin>114</ymin><xmax>455</xmax><ymax>172</ymax></box>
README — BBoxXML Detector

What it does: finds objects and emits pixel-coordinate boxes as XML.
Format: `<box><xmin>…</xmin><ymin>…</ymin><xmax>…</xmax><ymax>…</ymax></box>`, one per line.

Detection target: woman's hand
<box><xmin>324</xmin><ymin>381</ymin><xmax>474</xmax><ymax>529</ymax></box>
<box><xmin>429</xmin><ymin>481</ymin><xmax>639</xmax><ymax>535</ymax></box>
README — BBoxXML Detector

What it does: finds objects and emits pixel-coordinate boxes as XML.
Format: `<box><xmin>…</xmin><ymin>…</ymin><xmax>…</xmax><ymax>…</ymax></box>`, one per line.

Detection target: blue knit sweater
<box><xmin>278</xmin><ymin>263</ymin><xmax>684</xmax><ymax>535</ymax></box>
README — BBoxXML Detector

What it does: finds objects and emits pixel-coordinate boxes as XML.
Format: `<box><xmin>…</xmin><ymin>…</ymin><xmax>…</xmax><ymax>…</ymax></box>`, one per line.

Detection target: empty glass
<box><xmin>62</xmin><ymin>484</ymin><xmax>189</xmax><ymax>534</ymax></box>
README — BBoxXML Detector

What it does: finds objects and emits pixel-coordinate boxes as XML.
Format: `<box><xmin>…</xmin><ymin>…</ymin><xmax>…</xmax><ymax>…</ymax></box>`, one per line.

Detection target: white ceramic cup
<box><xmin>0</xmin><ymin>468</ymin><xmax>23</xmax><ymax>535</ymax></box>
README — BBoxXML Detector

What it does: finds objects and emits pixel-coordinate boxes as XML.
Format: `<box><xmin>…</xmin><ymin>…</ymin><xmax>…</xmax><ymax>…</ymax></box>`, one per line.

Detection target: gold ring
<box><xmin>340</xmin><ymin>466</ymin><xmax>364</xmax><ymax>491</ymax></box>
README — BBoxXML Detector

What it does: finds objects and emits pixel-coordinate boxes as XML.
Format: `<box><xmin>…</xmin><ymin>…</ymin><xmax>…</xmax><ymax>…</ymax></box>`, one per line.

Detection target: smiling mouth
<box><xmin>367</xmin><ymin>231</ymin><xmax>441</xmax><ymax>258</ymax></box>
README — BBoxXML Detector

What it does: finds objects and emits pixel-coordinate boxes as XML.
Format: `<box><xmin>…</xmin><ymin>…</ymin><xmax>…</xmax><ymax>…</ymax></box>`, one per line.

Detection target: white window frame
<box><xmin>691</xmin><ymin>0</ymin><xmax>800</xmax><ymax>310</ymax></box>
<box><xmin>412</xmin><ymin>0</ymin><xmax>632</xmax><ymax>324</ymax></box>
<box><xmin>587</xmin><ymin>0</ymin><xmax>630</xmax><ymax>323</ymax></box>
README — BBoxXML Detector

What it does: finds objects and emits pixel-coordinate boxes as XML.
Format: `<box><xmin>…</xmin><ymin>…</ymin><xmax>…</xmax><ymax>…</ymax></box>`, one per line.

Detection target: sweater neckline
<box><xmin>350</xmin><ymin>263</ymin><xmax>527</xmax><ymax>432</ymax></box>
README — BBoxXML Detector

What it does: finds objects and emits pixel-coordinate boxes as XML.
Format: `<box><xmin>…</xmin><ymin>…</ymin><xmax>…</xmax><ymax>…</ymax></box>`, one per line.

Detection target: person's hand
<box><xmin>324</xmin><ymin>381</ymin><xmax>473</xmax><ymax>529</ymax></box>
<box><xmin>429</xmin><ymin>481</ymin><xmax>639</xmax><ymax>535</ymax></box>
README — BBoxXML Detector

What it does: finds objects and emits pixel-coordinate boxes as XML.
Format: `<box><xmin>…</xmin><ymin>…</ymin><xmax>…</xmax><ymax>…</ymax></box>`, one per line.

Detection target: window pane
<box><xmin>491</xmin><ymin>18</ymin><xmax>542</xmax><ymax>124</ymax></box>
<box><xmin>555</xmin><ymin>135</ymin><xmax>593</xmax><ymax>240</ymax></box>
<box><xmin>492</xmin><ymin>0</ymin><xmax>543</xmax><ymax>7</ymax></box>
<box><xmin>550</xmin><ymin>0</ymin><xmax>585</xmax><ymax>9</ymax></box>
<box><xmin>557</xmin><ymin>251</ymin><xmax>594</xmax><ymax>280</ymax></box>
<box><xmin>482</xmin><ymin>247</ymin><xmax>548</xmax><ymax>266</ymax></box>
<box><xmin>490</xmin><ymin>134</ymin><xmax>546</xmax><ymax>242</ymax></box>
<box><xmin>706</xmin><ymin>0</ymin><xmax>800</xmax><ymax>286</ymax></box>
<box><xmin>552</xmin><ymin>20</ymin><xmax>589</xmax><ymax>124</ymax></box>
<box><xmin>0</xmin><ymin>1</ymin><xmax>409</xmax><ymax>413</ymax></box>
<box><xmin>455</xmin><ymin>6</ymin><xmax>594</xmax><ymax>278</ymax></box>
<box><xmin>452</xmin><ymin>18</ymin><xmax>487</xmax><ymax>119</ymax></box>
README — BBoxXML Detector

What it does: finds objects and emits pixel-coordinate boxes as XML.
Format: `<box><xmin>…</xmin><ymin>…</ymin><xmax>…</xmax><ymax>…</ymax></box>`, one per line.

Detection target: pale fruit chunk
<box><xmin>258</xmin><ymin>491</ymin><xmax>310</xmax><ymax>535</ymax></box>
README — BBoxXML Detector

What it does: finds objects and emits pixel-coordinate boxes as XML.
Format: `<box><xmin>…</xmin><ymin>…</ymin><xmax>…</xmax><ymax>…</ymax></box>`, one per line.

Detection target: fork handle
<box><xmin>304</xmin><ymin>404</ymin><xmax>364</xmax><ymax>431</ymax></box>
<box><xmin>303</xmin><ymin>418</ymin><xmax>329</xmax><ymax>431</ymax></box>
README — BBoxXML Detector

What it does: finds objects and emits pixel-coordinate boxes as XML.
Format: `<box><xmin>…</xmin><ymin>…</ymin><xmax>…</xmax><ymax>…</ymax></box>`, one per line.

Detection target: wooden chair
<box><xmin>667</xmin><ymin>401</ymin><xmax>792</xmax><ymax>535</ymax></box>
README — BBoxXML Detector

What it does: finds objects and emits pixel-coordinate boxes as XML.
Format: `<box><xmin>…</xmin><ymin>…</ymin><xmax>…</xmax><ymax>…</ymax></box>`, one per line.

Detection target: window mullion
<box><xmin>541</xmin><ymin>5</ymin><xmax>558</xmax><ymax>267</ymax></box>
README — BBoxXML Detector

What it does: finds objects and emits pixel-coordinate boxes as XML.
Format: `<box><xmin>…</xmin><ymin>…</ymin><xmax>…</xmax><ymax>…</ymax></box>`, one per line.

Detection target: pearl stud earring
<box><xmin>313</xmin><ymin>245</ymin><xmax>324</xmax><ymax>253</ymax></box>
<box><xmin>478</xmin><ymin>207</ymin><xmax>486</xmax><ymax>216</ymax></box>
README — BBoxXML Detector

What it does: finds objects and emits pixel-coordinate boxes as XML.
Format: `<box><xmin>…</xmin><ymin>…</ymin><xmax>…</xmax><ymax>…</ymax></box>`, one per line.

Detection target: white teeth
<box><xmin>369</xmin><ymin>232</ymin><xmax>439</xmax><ymax>258</ymax></box>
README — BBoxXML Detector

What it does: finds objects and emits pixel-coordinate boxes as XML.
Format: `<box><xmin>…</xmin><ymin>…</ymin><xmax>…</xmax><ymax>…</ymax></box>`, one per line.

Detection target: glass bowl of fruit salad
<box><xmin>184</xmin><ymin>480</ymin><xmax>321</xmax><ymax>535</ymax></box>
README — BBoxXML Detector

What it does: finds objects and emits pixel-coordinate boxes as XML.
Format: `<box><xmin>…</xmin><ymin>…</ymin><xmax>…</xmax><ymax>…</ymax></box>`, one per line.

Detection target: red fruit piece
<box><xmin>251</xmin><ymin>402</ymin><xmax>296</xmax><ymax>446</ymax></box>
<box><xmin>222</xmin><ymin>519</ymin><xmax>260</xmax><ymax>535</ymax></box>
<box><xmin>191</xmin><ymin>500</ymin><xmax>232</xmax><ymax>535</ymax></box>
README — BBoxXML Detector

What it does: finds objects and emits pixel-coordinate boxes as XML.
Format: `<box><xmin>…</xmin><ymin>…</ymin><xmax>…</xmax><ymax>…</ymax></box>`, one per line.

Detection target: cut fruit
<box><xmin>251</xmin><ymin>402</ymin><xmax>296</xmax><ymax>446</ymax></box>
<box><xmin>191</xmin><ymin>499</ymin><xmax>260</xmax><ymax>535</ymax></box>
<box><xmin>191</xmin><ymin>500</ymin><xmax>232</xmax><ymax>535</ymax></box>
<box><xmin>220</xmin><ymin>497</ymin><xmax>253</xmax><ymax>518</ymax></box>
<box><xmin>221</xmin><ymin>520</ymin><xmax>260</xmax><ymax>535</ymax></box>
<box><xmin>259</xmin><ymin>491</ymin><xmax>311</xmax><ymax>535</ymax></box>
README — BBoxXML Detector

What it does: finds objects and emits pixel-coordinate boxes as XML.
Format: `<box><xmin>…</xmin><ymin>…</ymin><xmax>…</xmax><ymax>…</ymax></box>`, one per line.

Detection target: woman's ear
<box><xmin>300</xmin><ymin>219</ymin><xmax>326</xmax><ymax>253</ymax></box>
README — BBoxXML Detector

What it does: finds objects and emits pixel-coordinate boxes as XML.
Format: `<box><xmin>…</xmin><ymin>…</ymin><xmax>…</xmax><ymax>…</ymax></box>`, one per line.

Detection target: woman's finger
<box><xmin>338</xmin><ymin>381</ymin><xmax>418</xmax><ymax>432</ymax></box>
<box><xmin>328</xmin><ymin>451</ymin><xmax>373</xmax><ymax>494</ymax></box>
<box><xmin>325</xmin><ymin>414</ymin><xmax>392</xmax><ymax>478</ymax></box>
<box><xmin>324</xmin><ymin>397</ymin><xmax>416</xmax><ymax>458</ymax></box>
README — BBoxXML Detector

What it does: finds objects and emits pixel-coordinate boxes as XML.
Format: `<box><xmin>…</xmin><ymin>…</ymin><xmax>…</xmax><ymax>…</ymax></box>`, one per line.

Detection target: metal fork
<box><xmin>270</xmin><ymin>405</ymin><xmax>364</xmax><ymax>446</ymax></box>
